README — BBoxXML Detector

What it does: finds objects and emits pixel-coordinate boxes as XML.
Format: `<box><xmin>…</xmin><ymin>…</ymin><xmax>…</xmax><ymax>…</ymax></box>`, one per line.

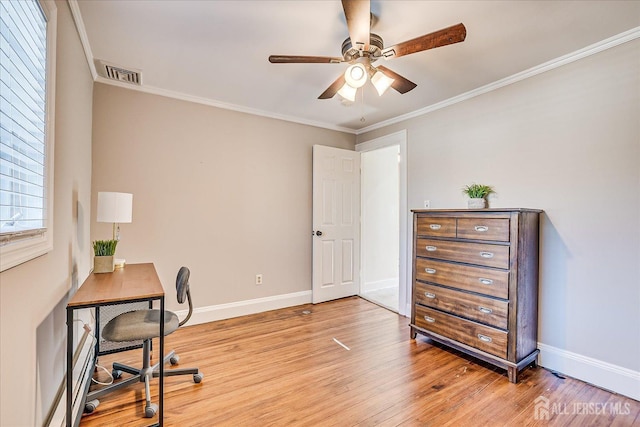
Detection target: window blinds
<box><xmin>0</xmin><ymin>0</ymin><xmax>48</xmax><ymax>238</ymax></box>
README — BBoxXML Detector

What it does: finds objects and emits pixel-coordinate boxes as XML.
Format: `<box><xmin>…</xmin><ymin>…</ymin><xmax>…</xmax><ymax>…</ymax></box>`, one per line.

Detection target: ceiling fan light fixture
<box><xmin>371</xmin><ymin>69</ymin><xmax>395</xmax><ymax>96</ymax></box>
<box><xmin>337</xmin><ymin>82</ymin><xmax>357</xmax><ymax>102</ymax></box>
<box><xmin>344</xmin><ymin>63</ymin><xmax>367</xmax><ymax>88</ymax></box>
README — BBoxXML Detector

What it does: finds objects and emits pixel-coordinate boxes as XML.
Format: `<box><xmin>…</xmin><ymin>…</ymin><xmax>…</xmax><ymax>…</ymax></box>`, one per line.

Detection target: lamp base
<box><xmin>114</xmin><ymin>258</ymin><xmax>126</xmax><ymax>269</ymax></box>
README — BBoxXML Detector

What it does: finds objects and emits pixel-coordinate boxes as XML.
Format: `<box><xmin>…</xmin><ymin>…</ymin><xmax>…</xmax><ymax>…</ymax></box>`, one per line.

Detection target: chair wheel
<box><xmin>170</xmin><ymin>355</ymin><xmax>179</xmax><ymax>365</ymax></box>
<box><xmin>193</xmin><ymin>373</ymin><xmax>203</xmax><ymax>383</ymax></box>
<box><xmin>145</xmin><ymin>402</ymin><xmax>158</xmax><ymax>418</ymax></box>
<box><xmin>112</xmin><ymin>369</ymin><xmax>123</xmax><ymax>379</ymax></box>
<box><xmin>84</xmin><ymin>399</ymin><xmax>99</xmax><ymax>413</ymax></box>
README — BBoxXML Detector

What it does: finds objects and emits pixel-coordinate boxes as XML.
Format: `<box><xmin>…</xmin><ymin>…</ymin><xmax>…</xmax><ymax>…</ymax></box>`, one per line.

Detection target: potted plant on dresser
<box><xmin>93</xmin><ymin>239</ymin><xmax>118</xmax><ymax>273</ymax></box>
<box><xmin>462</xmin><ymin>183</ymin><xmax>494</xmax><ymax>209</ymax></box>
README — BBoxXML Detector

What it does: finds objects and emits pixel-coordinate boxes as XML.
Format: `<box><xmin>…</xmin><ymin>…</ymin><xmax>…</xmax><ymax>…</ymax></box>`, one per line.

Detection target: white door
<box><xmin>312</xmin><ymin>145</ymin><xmax>360</xmax><ymax>303</ymax></box>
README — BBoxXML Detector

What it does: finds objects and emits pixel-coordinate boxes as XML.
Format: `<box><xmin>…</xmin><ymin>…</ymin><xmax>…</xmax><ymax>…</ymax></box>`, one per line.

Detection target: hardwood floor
<box><xmin>80</xmin><ymin>297</ymin><xmax>639</xmax><ymax>426</ymax></box>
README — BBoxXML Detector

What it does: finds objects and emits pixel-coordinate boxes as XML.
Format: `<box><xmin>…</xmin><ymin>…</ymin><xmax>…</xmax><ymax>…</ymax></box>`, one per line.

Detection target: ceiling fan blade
<box><xmin>342</xmin><ymin>0</ymin><xmax>371</xmax><ymax>51</ymax></box>
<box><xmin>318</xmin><ymin>74</ymin><xmax>347</xmax><ymax>99</ymax></box>
<box><xmin>381</xmin><ymin>23</ymin><xmax>466</xmax><ymax>59</ymax></box>
<box><xmin>376</xmin><ymin>65</ymin><xmax>417</xmax><ymax>94</ymax></box>
<box><xmin>269</xmin><ymin>55</ymin><xmax>344</xmax><ymax>64</ymax></box>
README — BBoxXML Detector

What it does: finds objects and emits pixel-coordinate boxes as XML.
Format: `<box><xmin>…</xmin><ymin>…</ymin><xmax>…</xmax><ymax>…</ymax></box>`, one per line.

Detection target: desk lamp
<box><xmin>97</xmin><ymin>192</ymin><xmax>133</xmax><ymax>268</ymax></box>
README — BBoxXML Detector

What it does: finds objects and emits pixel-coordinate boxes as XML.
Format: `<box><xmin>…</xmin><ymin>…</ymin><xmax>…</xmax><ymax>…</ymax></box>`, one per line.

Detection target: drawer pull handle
<box><xmin>425</xmin><ymin>245</ymin><xmax>437</xmax><ymax>252</ymax></box>
<box><xmin>429</xmin><ymin>224</ymin><xmax>441</xmax><ymax>230</ymax></box>
<box><xmin>478</xmin><ymin>334</ymin><xmax>493</xmax><ymax>343</ymax></box>
<box><xmin>478</xmin><ymin>307</ymin><xmax>493</xmax><ymax>314</ymax></box>
<box><xmin>480</xmin><ymin>252</ymin><xmax>494</xmax><ymax>258</ymax></box>
<box><xmin>425</xmin><ymin>268</ymin><xmax>437</xmax><ymax>274</ymax></box>
<box><xmin>474</xmin><ymin>225</ymin><xmax>489</xmax><ymax>232</ymax></box>
<box><xmin>424</xmin><ymin>316</ymin><xmax>436</xmax><ymax>323</ymax></box>
<box><xmin>479</xmin><ymin>278</ymin><xmax>494</xmax><ymax>285</ymax></box>
<box><xmin>424</xmin><ymin>292</ymin><xmax>436</xmax><ymax>299</ymax></box>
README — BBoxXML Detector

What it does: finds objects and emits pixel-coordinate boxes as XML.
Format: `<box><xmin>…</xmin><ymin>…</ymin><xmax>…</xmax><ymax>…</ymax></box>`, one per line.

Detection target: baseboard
<box><xmin>175</xmin><ymin>290</ymin><xmax>312</xmax><ymax>325</ymax></box>
<box><xmin>360</xmin><ymin>279</ymin><xmax>398</xmax><ymax>292</ymax></box>
<box><xmin>538</xmin><ymin>342</ymin><xmax>640</xmax><ymax>401</ymax></box>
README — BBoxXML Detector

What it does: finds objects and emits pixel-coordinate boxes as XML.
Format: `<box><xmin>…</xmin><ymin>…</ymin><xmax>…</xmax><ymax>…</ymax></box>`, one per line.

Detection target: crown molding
<box><xmin>356</xmin><ymin>26</ymin><xmax>640</xmax><ymax>135</ymax></box>
<box><xmin>93</xmin><ymin>77</ymin><xmax>356</xmax><ymax>134</ymax></box>
<box><xmin>67</xmin><ymin>0</ymin><xmax>97</xmax><ymax>80</ymax></box>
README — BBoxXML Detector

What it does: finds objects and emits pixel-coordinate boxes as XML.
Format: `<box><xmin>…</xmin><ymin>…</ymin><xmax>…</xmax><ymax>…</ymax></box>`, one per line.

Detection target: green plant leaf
<box><xmin>462</xmin><ymin>183</ymin><xmax>495</xmax><ymax>199</ymax></box>
<box><xmin>92</xmin><ymin>239</ymin><xmax>118</xmax><ymax>256</ymax></box>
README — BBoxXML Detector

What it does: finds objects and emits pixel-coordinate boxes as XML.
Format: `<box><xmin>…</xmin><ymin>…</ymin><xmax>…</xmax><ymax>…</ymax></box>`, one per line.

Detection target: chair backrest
<box><xmin>176</xmin><ymin>266</ymin><xmax>193</xmax><ymax>327</ymax></box>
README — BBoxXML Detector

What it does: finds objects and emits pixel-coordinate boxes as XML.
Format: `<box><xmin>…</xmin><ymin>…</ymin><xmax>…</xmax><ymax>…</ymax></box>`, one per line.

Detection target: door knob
<box><xmin>315</xmin><ymin>231</ymin><xmax>323</xmax><ymax>236</ymax></box>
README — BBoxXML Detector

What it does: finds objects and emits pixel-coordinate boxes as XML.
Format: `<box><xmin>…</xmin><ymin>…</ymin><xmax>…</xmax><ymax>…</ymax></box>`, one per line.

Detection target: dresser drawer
<box><xmin>416</xmin><ymin>238</ymin><xmax>510</xmax><ymax>269</ymax></box>
<box><xmin>415</xmin><ymin>305</ymin><xmax>507</xmax><ymax>359</ymax></box>
<box><xmin>457</xmin><ymin>218</ymin><xmax>510</xmax><ymax>242</ymax></box>
<box><xmin>415</xmin><ymin>282</ymin><xmax>508</xmax><ymax>329</ymax></box>
<box><xmin>415</xmin><ymin>258</ymin><xmax>509</xmax><ymax>299</ymax></box>
<box><xmin>416</xmin><ymin>217</ymin><xmax>456</xmax><ymax>238</ymax></box>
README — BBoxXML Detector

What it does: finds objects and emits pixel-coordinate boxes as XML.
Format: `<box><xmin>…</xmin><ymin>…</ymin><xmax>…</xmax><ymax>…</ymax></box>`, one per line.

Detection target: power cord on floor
<box><xmin>92</xmin><ymin>363</ymin><xmax>114</xmax><ymax>385</ymax></box>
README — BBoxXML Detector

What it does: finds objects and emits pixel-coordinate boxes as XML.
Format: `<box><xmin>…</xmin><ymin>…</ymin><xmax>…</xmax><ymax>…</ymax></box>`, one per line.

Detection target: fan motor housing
<box><xmin>342</xmin><ymin>33</ymin><xmax>384</xmax><ymax>62</ymax></box>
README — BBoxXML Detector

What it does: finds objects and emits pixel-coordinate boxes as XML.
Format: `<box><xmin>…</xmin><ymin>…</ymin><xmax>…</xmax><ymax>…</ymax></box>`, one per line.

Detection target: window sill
<box><xmin>0</xmin><ymin>233</ymin><xmax>53</xmax><ymax>272</ymax></box>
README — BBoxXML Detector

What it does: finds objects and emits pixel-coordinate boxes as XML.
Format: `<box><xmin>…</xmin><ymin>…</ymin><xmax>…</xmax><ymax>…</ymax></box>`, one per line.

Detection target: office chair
<box><xmin>85</xmin><ymin>267</ymin><xmax>203</xmax><ymax>418</ymax></box>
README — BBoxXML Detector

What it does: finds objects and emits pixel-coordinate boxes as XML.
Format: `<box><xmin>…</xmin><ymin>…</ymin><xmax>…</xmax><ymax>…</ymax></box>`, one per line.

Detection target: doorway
<box><xmin>359</xmin><ymin>145</ymin><xmax>400</xmax><ymax>311</ymax></box>
<box><xmin>356</xmin><ymin>130</ymin><xmax>408</xmax><ymax>315</ymax></box>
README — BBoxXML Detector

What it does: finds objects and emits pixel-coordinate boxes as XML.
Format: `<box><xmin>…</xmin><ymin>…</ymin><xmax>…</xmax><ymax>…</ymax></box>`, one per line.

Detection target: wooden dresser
<box><xmin>410</xmin><ymin>208</ymin><xmax>541</xmax><ymax>383</ymax></box>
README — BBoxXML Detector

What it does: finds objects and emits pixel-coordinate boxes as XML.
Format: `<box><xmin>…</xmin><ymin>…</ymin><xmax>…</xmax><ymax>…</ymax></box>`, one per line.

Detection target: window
<box><xmin>0</xmin><ymin>0</ymin><xmax>56</xmax><ymax>271</ymax></box>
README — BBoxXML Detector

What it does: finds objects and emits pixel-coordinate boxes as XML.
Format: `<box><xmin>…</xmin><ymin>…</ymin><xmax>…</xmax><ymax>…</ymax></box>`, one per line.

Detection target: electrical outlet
<box><xmin>256</xmin><ymin>274</ymin><xmax>263</xmax><ymax>285</ymax></box>
<box><xmin>424</xmin><ymin>200</ymin><xmax>431</xmax><ymax>208</ymax></box>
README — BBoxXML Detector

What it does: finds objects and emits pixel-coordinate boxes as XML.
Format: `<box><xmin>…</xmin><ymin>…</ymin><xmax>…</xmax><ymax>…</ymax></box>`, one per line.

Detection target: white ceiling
<box><xmin>74</xmin><ymin>1</ymin><xmax>640</xmax><ymax>133</ymax></box>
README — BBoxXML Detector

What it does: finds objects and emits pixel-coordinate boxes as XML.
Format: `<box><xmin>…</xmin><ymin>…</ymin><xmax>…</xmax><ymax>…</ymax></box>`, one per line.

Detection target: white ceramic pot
<box><xmin>467</xmin><ymin>198</ymin><xmax>486</xmax><ymax>209</ymax></box>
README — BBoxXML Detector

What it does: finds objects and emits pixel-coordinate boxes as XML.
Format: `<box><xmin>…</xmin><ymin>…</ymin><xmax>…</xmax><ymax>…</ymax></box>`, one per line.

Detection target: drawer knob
<box><xmin>425</xmin><ymin>245</ymin><xmax>437</xmax><ymax>252</ymax></box>
<box><xmin>478</xmin><ymin>307</ymin><xmax>493</xmax><ymax>314</ymax></box>
<box><xmin>429</xmin><ymin>224</ymin><xmax>441</xmax><ymax>230</ymax></box>
<box><xmin>424</xmin><ymin>292</ymin><xmax>436</xmax><ymax>299</ymax></box>
<box><xmin>479</xmin><ymin>278</ymin><xmax>494</xmax><ymax>285</ymax></box>
<box><xmin>474</xmin><ymin>225</ymin><xmax>489</xmax><ymax>232</ymax></box>
<box><xmin>424</xmin><ymin>316</ymin><xmax>436</xmax><ymax>323</ymax></box>
<box><xmin>480</xmin><ymin>252</ymin><xmax>494</xmax><ymax>259</ymax></box>
<box><xmin>478</xmin><ymin>334</ymin><xmax>493</xmax><ymax>343</ymax></box>
<box><xmin>425</xmin><ymin>268</ymin><xmax>437</xmax><ymax>274</ymax></box>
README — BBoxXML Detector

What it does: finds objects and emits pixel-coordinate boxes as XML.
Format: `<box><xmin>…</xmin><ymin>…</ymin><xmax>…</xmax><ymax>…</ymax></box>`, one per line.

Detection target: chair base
<box><xmin>85</xmin><ymin>340</ymin><xmax>202</xmax><ymax>418</ymax></box>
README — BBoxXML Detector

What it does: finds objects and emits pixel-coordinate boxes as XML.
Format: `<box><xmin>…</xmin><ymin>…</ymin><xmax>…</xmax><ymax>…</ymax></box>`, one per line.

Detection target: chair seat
<box><xmin>102</xmin><ymin>309</ymin><xmax>180</xmax><ymax>342</ymax></box>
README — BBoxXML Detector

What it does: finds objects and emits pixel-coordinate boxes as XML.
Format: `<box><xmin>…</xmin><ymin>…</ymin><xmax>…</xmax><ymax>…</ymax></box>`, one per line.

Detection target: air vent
<box><xmin>96</xmin><ymin>60</ymin><xmax>142</xmax><ymax>85</ymax></box>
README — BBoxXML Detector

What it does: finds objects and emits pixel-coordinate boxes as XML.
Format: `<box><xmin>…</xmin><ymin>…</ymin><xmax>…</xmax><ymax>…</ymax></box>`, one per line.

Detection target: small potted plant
<box><xmin>462</xmin><ymin>183</ymin><xmax>494</xmax><ymax>209</ymax></box>
<box><xmin>93</xmin><ymin>239</ymin><xmax>118</xmax><ymax>273</ymax></box>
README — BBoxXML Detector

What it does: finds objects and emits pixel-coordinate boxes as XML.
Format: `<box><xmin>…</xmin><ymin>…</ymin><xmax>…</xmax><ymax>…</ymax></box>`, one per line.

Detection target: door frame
<box><xmin>356</xmin><ymin>130</ymin><xmax>409</xmax><ymax>317</ymax></box>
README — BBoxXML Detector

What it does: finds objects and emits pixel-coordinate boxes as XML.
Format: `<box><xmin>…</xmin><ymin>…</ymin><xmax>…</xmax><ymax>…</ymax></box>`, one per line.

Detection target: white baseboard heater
<box><xmin>44</xmin><ymin>325</ymin><xmax>96</xmax><ymax>427</ymax></box>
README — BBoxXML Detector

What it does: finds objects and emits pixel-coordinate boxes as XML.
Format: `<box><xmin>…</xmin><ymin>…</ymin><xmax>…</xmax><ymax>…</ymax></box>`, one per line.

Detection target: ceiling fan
<box><xmin>268</xmin><ymin>0</ymin><xmax>466</xmax><ymax>102</ymax></box>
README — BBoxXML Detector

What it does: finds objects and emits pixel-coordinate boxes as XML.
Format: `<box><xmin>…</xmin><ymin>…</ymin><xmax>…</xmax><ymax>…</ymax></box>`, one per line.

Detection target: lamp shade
<box><xmin>97</xmin><ymin>192</ymin><xmax>133</xmax><ymax>223</ymax></box>
<box><xmin>371</xmin><ymin>69</ymin><xmax>395</xmax><ymax>96</ymax></box>
<box><xmin>337</xmin><ymin>82</ymin><xmax>357</xmax><ymax>102</ymax></box>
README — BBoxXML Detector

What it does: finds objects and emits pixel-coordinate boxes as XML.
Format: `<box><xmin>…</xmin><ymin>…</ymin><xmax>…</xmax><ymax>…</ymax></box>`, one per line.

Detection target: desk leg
<box><xmin>95</xmin><ymin>306</ymin><xmax>100</xmax><ymax>356</ymax></box>
<box><xmin>66</xmin><ymin>307</ymin><xmax>73</xmax><ymax>427</ymax></box>
<box><xmin>159</xmin><ymin>296</ymin><xmax>164</xmax><ymax>426</ymax></box>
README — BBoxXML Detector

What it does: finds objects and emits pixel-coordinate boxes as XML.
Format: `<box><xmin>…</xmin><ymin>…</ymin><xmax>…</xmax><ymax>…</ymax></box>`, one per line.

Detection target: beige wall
<box><xmin>0</xmin><ymin>1</ymin><xmax>94</xmax><ymax>425</ymax></box>
<box><xmin>359</xmin><ymin>40</ymin><xmax>640</xmax><ymax>380</ymax></box>
<box><xmin>91</xmin><ymin>84</ymin><xmax>355</xmax><ymax>313</ymax></box>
